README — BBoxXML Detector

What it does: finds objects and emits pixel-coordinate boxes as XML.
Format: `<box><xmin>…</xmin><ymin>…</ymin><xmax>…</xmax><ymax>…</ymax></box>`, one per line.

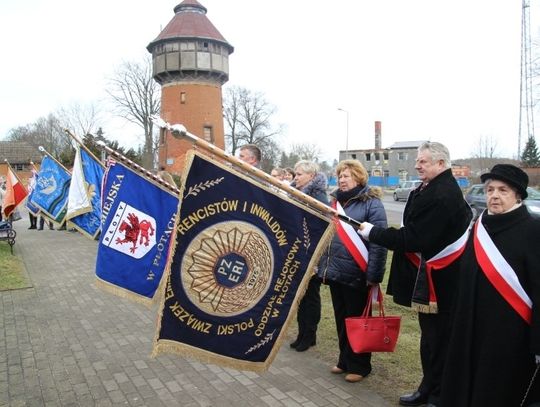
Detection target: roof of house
<box><xmin>388</xmin><ymin>140</ymin><xmax>428</xmax><ymax>149</ymax></box>
<box><xmin>0</xmin><ymin>141</ymin><xmax>42</xmax><ymax>164</ymax></box>
<box><xmin>147</xmin><ymin>0</ymin><xmax>233</xmax><ymax>52</ymax></box>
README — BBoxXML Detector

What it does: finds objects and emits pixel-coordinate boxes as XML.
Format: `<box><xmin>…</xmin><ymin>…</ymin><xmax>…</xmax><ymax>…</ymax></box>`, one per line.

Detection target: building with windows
<box><xmin>339</xmin><ymin>123</ymin><xmax>472</xmax><ymax>187</ymax></box>
<box><xmin>0</xmin><ymin>141</ymin><xmax>42</xmax><ymax>185</ymax></box>
<box><xmin>147</xmin><ymin>0</ymin><xmax>234</xmax><ymax>174</ymax></box>
<box><xmin>339</xmin><ymin>121</ymin><xmax>427</xmax><ymax>185</ymax></box>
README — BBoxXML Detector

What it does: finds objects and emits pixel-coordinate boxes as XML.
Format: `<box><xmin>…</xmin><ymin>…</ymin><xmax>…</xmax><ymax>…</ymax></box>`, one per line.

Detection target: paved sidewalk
<box><xmin>0</xmin><ymin>216</ymin><xmax>392</xmax><ymax>407</ymax></box>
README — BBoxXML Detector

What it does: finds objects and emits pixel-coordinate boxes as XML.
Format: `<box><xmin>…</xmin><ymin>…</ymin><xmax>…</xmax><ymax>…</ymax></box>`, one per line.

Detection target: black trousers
<box><xmin>29</xmin><ymin>214</ymin><xmax>37</xmax><ymax>228</ymax></box>
<box><xmin>329</xmin><ymin>282</ymin><xmax>372</xmax><ymax>377</ymax></box>
<box><xmin>418</xmin><ymin>312</ymin><xmax>451</xmax><ymax>405</ymax></box>
<box><xmin>39</xmin><ymin>216</ymin><xmax>53</xmax><ymax>230</ymax></box>
<box><xmin>296</xmin><ymin>276</ymin><xmax>321</xmax><ymax>338</ymax></box>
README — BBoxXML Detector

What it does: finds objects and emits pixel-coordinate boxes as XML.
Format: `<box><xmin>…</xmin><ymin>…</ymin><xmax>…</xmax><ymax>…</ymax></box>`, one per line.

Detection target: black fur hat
<box><xmin>480</xmin><ymin>164</ymin><xmax>529</xmax><ymax>199</ymax></box>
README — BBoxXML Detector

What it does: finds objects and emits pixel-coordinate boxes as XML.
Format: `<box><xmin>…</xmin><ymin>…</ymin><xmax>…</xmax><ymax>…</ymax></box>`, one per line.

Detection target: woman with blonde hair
<box><xmin>318</xmin><ymin>159</ymin><xmax>387</xmax><ymax>382</ymax></box>
<box><xmin>289</xmin><ymin>160</ymin><xmax>328</xmax><ymax>352</ymax></box>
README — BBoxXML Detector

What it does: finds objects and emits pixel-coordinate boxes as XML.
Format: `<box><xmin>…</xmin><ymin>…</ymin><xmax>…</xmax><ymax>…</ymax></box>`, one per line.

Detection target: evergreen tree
<box><xmin>521</xmin><ymin>135</ymin><xmax>540</xmax><ymax>167</ymax></box>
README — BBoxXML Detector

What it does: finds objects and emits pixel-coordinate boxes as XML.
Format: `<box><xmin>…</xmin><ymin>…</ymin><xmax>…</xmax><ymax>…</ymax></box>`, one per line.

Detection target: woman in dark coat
<box><xmin>440</xmin><ymin>164</ymin><xmax>540</xmax><ymax>407</ymax></box>
<box><xmin>318</xmin><ymin>159</ymin><xmax>387</xmax><ymax>383</ymax></box>
<box><xmin>289</xmin><ymin>160</ymin><xmax>329</xmax><ymax>352</ymax></box>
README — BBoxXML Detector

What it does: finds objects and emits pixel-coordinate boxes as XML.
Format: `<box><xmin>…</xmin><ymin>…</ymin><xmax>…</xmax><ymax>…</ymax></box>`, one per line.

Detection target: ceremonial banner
<box><xmin>31</xmin><ymin>156</ymin><xmax>71</xmax><ymax>224</ymax></box>
<box><xmin>95</xmin><ymin>160</ymin><xmax>179</xmax><ymax>306</ymax></box>
<box><xmin>2</xmin><ymin>166</ymin><xmax>28</xmax><ymax>219</ymax></box>
<box><xmin>66</xmin><ymin>147</ymin><xmax>105</xmax><ymax>239</ymax></box>
<box><xmin>153</xmin><ymin>151</ymin><xmax>334</xmax><ymax>372</ymax></box>
<box><xmin>26</xmin><ymin>165</ymin><xmax>40</xmax><ymax>216</ymax></box>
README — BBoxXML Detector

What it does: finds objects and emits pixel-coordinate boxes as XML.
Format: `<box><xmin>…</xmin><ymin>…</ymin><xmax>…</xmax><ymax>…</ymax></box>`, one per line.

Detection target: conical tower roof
<box><xmin>147</xmin><ymin>0</ymin><xmax>233</xmax><ymax>52</ymax></box>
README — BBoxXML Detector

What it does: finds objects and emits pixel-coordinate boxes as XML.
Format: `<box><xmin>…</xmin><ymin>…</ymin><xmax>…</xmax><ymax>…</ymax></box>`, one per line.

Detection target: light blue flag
<box><xmin>31</xmin><ymin>156</ymin><xmax>71</xmax><ymax>224</ymax></box>
<box><xmin>66</xmin><ymin>147</ymin><xmax>105</xmax><ymax>239</ymax></box>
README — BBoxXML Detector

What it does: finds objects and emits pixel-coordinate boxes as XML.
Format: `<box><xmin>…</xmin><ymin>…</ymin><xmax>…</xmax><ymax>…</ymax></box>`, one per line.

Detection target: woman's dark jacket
<box><xmin>318</xmin><ymin>185</ymin><xmax>388</xmax><ymax>288</ymax></box>
<box><xmin>295</xmin><ymin>172</ymin><xmax>329</xmax><ymax>205</ymax></box>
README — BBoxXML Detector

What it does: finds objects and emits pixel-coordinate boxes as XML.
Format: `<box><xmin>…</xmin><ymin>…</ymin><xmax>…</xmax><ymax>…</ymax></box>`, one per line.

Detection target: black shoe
<box><xmin>295</xmin><ymin>336</ymin><xmax>316</xmax><ymax>352</ymax></box>
<box><xmin>426</xmin><ymin>404</ymin><xmax>437</xmax><ymax>407</ymax></box>
<box><xmin>28</xmin><ymin>226</ymin><xmax>36</xmax><ymax>229</ymax></box>
<box><xmin>399</xmin><ymin>391</ymin><xmax>428</xmax><ymax>406</ymax></box>
<box><xmin>37</xmin><ymin>228</ymin><xmax>43</xmax><ymax>231</ymax></box>
<box><xmin>290</xmin><ymin>335</ymin><xmax>302</xmax><ymax>348</ymax></box>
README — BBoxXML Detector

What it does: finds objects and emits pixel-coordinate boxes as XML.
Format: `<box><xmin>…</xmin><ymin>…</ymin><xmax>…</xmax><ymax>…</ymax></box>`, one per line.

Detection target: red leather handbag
<box><xmin>345</xmin><ymin>286</ymin><xmax>401</xmax><ymax>353</ymax></box>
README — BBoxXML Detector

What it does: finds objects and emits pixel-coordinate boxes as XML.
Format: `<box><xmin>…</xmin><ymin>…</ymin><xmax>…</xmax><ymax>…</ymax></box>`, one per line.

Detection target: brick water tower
<box><xmin>147</xmin><ymin>0</ymin><xmax>233</xmax><ymax>173</ymax></box>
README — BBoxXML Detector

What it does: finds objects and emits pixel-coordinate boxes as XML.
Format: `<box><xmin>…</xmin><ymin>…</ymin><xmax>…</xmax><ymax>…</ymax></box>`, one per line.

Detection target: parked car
<box><xmin>393</xmin><ymin>180</ymin><xmax>422</xmax><ymax>201</ymax></box>
<box><xmin>465</xmin><ymin>184</ymin><xmax>540</xmax><ymax>219</ymax></box>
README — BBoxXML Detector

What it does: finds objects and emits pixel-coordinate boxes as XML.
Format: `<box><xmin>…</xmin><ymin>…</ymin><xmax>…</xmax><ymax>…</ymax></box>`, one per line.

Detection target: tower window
<box><xmin>203</xmin><ymin>126</ymin><xmax>214</xmax><ymax>143</ymax></box>
<box><xmin>165</xmin><ymin>42</ymin><xmax>179</xmax><ymax>52</ymax></box>
<box><xmin>180</xmin><ymin>42</ymin><xmax>195</xmax><ymax>51</ymax></box>
<box><xmin>197</xmin><ymin>41</ymin><xmax>210</xmax><ymax>51</ymax></box>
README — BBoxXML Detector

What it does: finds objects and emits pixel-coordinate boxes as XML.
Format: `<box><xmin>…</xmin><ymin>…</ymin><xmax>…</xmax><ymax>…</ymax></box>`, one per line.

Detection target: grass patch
<box><xmin>0</xmin><ymin>242</ymin><xmax>31</xmax><ymax>290</ymax></box>
<box><xmin>289</xmin><ymin>253</ymin><xmax>422</xmax><ymax>403</ymax></box>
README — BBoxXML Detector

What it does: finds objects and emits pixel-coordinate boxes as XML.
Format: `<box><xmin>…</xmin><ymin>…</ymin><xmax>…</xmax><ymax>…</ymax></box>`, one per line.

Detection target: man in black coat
<box><xmin>358</xmin><ymin>141</ymin><xmax>472</xmax><ymax>407</ymax></box>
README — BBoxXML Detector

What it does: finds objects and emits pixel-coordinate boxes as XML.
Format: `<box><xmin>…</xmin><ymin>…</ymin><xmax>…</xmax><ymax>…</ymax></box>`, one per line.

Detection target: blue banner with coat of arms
<box><xmin>152</xmin><ymin>151</ymin><xmax>334</xmax><ymax>372</ymax></box>
<box><xmin>95</xmin><ymin>160</ymin><xmax>179</xmax><ymax>306</ymax></box>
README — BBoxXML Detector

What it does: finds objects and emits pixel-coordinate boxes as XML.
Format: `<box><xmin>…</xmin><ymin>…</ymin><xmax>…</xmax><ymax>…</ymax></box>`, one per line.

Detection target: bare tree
<box><xmin>289</xmin><ymin>143</ymin><xmax>322</xmax><ymax>162</ymax></box>
<box><xmin>56</xmin><ymin>101</ymin><xmax>103</xmax><ymax>138</ymax></box>
<box><xmin>7</xmin><ymin>114</ymin><xmax>70</xmax><ymax>158</ymax></box>
<box><xmin>223</xmin><ymin>86</ymin><xmax>243</xmax><ymax>155</ymax></box>
<box><xmin>223</xmin><ymin>86</ymin><xmax>283</xmax><ymax>159</ymax></box>
<box><xmin>470</xmin><ymin>135</ymin><xmax>500</xmax><ymax>176</ymax></box>
<box><xmin>107</xmin><ymin>55</ymin><xmax>161</xmax><ymax>169</ymax></box>
<box><xmin>472</xmin><ymin>135</ymin><xmax>498</xmax><ymax>159</ymax></box>
<box><xmin>260</xmin><ymin>138</ymin><xmax>283</xmax><ymax>173</ymax></box>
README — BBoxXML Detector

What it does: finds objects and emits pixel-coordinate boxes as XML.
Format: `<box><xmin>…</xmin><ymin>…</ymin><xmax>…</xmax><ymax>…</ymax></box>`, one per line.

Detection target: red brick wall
<box><xmin>159</xmin><ymin>82</ymin><xmax>225</xmax><ymax>174</ymax></box>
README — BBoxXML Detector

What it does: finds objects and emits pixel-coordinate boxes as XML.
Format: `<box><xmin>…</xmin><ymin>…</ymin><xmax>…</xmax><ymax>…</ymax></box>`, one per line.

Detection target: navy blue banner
<box><xmin>95</xmin><ymin>160</ymin><xmax>179</xmax><ymax>306</ymax></box>
<box><xmin>153</xmin><ymin>152</ymin><xmax>333</xmax><ymax>372</ymax></box>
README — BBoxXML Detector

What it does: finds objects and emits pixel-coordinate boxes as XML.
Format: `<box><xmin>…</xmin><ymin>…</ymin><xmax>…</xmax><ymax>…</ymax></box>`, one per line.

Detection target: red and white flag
<box><xmin>2</xmin><ymin>166</ymin><xmax>28</xmax><ymax>218</ymax></box>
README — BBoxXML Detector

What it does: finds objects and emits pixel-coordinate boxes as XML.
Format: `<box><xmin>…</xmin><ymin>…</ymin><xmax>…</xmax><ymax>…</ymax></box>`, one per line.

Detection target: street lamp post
<box><xmin>337</xmin><ymin>108</ymin><xmax>349</xmax><ymax>154</ymax></box>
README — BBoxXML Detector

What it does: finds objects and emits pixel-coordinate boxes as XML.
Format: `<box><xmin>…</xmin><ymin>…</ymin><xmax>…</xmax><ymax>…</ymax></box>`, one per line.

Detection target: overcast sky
<box><xmin>0</xmin><ymin>0</ymin><xmax>537</xmax><ymax>162</ymax></box>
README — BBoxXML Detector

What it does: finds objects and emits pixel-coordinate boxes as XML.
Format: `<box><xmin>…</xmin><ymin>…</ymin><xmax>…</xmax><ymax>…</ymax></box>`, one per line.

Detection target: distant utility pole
<box><xmin>519</xmin><ymin>0</ymin><xmax>535</xmax><ymax>159</ymax></box>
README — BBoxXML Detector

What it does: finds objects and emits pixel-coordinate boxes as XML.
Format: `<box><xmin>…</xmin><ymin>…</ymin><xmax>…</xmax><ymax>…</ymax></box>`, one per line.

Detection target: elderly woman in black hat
<box><xmin>440</xmin><ymin>164</ymin><xmax>540</xmax><ymax>407</ymax></box>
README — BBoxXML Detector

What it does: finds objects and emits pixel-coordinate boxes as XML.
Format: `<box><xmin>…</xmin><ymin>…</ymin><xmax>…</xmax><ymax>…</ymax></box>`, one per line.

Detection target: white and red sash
<box><xmin>332</xmin><ymin>201</ymin><xmax>369</xmax><ymax>272</ymax></box>
<box><xmin>473</xmin><ymin>213</ymin><xmax>532</xmax><ymax>324</ymax></box>
<box><xmin>406</xmin><ymin>227</ymin><xmax>470</xmax><ymax>270</ymax></box>
<box><xmin>405</xmin><ymin>227</ymin><xmax>470</xmax><ymax>311</ymax></box>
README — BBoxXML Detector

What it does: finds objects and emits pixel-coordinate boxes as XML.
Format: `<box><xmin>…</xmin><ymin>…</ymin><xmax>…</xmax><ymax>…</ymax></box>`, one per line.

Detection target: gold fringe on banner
<box><xmin>150</xmin><ymin>150</ymin><xmax>335</xmax><ymax>372</ymax></box>
<box><xmin>95</xmin><ymin>277</ymin><xmax>156</xmax><ymax>308</ymax></box>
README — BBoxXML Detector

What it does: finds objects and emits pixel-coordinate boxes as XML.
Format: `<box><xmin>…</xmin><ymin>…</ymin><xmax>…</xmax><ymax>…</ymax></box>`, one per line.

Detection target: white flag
<box><xmin>66</xmin><ymin>146</ymin><xmax>92</xmax><ymax>220</ymax></box>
